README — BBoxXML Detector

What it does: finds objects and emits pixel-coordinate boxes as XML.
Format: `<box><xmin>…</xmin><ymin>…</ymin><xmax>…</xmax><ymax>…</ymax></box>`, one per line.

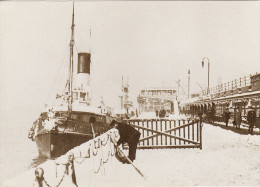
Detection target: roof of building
<box><xmin>141</xmin><ymin>87</ymin><xmax>177</xmax><ymax>91</ymax></box>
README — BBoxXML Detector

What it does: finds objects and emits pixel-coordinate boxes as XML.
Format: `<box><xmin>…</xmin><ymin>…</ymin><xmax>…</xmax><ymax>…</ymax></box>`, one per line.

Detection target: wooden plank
<box><xmin>133</xmin><ymin>120</ymin><xmax>198</xmax><ymax>143</ymax></box>
<box><xmin>170</xmin><ymin>120</ymin><xmax>172</xmax><ymax>145</ymax></box>
<box><xmin>192</xmin><ymin>121</ymin><xmax>194</xmax><ymax>141</ymax></box>
<box><xmin>197</xmin><ymin>121</ymin><xmax>199</xmax><ymax>142</ymax></box>
<box><xmin>133</xmin><ymin>124</ymin><xmax>200</xmax><ymax>145</ymax></box>
<box><xmin>133</xmin><ymin>121</ymin><xmax>197</xmax><ymax>136</ymax></box>
<box><xmin>137</xmin><ymin>121</ymin><xmax>140</xmax><ymax>146</ymax></box>
<box><xmin>146</xmin><ymin>120</ymin><xmax>198</xmax><ymax>132</ymax></box>
<box><xmin>183</xmin><ymin>121</ymin><xmax>186</xmax><ymax>145</ymax></box>
<box><xmin>151</xmin><ymin>120</ymin><xmax>154</xmax><ymax>146</ymax></box>
<box><xmin>199</xmin><ymin>121</ymin><xmax>202</xmax><ymax>149</ymax></box>
<box><xmin>164</xmin><ymin>120</ymin><xmax>168</xmax><ymax>145</ymax></box>
<box><xmin>156</xmin><ymin>120</ymin><xmax>158</xmax><ymax>146</ymax></box>
<box><xmin>178</xmin><ymin>120</ymin><xmax>181</xmax><ymax>145</ymax></box>
<box><xmin>147</xmin><ymin>120</ymin><xmax>149</xmax><ymax>146</ymax></box>
<box><xmin>174</xmin><ymin>120</ymin><xmax>176</xmax><ymax>145</ymax></box>
<box><xmin>188</xmin><ymin>120</ymin><xmax>190</xmax><ymax>144</ymax></box>
<box><xmin>160</xmin><ymin>120</ymin><xmax>163</xmax><ymax>145</ymax></box>
<box><xmin>142</xmin><ymin>120</ymin><xmax>145</xmax><ymax>146</ymax></box>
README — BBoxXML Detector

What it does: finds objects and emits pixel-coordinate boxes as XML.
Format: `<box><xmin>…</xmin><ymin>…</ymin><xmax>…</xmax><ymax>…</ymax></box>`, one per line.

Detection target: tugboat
<box><xmin>28</xmin><ymin>4</ymin><xmax>114</xmax><ymax>158</ymax></box>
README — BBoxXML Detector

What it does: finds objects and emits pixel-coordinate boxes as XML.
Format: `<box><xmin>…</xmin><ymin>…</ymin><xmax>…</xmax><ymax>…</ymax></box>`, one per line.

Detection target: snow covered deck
<box><xmin>2</xmin><ymin>123</ymin><xmax>260</xmax><ymax>186</ymax></box>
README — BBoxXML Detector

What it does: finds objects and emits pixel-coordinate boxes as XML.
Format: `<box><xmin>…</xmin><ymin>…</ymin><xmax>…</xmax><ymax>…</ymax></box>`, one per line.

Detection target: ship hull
<box><xmin>36</xmin><ymin>130</ymin><xmax>92</xmax><ymax>159</ymax></box>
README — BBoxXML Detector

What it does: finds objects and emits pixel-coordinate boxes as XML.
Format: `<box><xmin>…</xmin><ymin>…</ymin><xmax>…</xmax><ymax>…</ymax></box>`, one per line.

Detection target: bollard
<box><xmin>33</xmin><ymin>168</ymin><xmax>44</xmax><ymax>187</ymax></box>
<box><xmin>66</xmin><ymin>152</ymin><xmax>78</xmax><ymax>187</ymax></box>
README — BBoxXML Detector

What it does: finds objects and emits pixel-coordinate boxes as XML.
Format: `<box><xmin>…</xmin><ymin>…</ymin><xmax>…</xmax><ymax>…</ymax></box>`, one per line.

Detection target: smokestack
<box><xmin>78</xmin><ymin>53</ymin><xmax>91</xmax><ymax>74</ymax></box>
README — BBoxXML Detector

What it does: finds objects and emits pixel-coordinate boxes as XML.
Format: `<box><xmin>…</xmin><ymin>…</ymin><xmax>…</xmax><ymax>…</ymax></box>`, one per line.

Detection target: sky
<box><xmin>0</xmin><ymin>1</ymin><xmax>260</xmax><ymax>126</ymax></box>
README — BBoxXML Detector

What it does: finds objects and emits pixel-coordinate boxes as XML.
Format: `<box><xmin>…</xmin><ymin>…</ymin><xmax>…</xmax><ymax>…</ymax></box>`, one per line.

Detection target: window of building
<box><xmin>73</xmin><ymin>92</ymin><xmax>78</xmax><ymax>100</ymax></box>
<box><xmin>80</xmin><ymin>92</ymin><xmax>86</xmax><ymax>101</ymax></box>
<box><xmin>71</xmin><ymin>114</ymin><xmax>78</xmax><ymax>120</ymax></box>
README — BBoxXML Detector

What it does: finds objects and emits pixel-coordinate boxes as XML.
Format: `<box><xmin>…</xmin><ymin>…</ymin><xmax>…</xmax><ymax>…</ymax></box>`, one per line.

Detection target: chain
<box><xmin>55</xmin><ymin>172</ymin><xmax>66</xmax><ymax>187</ymax></box>
<box><xmin>92</xmin><ymin>139</ymin><xmax>100</xmax><ymax>156</ymax></box>
<box><xmin>35</xmin><ymin>168</ymin><xmax>67</xmax><ymax>187</ymax></box>
<box><xmin>33</xmin><ymin>130</ymin><xmax>119</xmax><ymax>186</ymax></box>
<box><xmin>101</xmin><ymin>134</ymin><xmax>110</xmax><ymax>146</ymax></box>
<box><xmin>43</xmin><ymin>178</ymin><xmax>52</xmax><ymax>187</ymax></box>
<box><xmin>73</xmin><ymin>146</ymin><xmax>91</xmax><ymax>164</ymax></box>
<box><xmin>94</xmin><ymin>158</ymin><xmax>103</xmax><ymax>174</ymax></box>
<box><xmin>102</xmin><ymin>148</ymin><xmax>110</xmax><ymax>164</ymax></box>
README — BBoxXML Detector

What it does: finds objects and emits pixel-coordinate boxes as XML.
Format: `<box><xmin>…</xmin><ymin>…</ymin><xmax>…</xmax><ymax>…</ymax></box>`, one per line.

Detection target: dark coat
<box><xmin>117</xmin><ymin>122</ymin><xmax>141</xmax><ymax>146</ymax></box>
<box><xmin>224</xmin><ymin>111</ymin><xmax>230</xmax><ymax>120</ymax></box>
<box><xmin>234</xmin><ymin>110</ymin><xmax>242</xmax><ymax>125</ymax></box>
<box><xmin>247</xmin><ymin>110</ymin><xmax>256</xmax><ymax>124</ymax></box>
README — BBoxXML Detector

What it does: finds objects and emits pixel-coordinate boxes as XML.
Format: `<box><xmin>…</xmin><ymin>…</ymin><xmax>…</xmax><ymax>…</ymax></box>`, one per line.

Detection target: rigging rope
<box><xmin>45</xmin><ymin>45</ymin><xmax>70</xmax><ymax>106</ymax></box>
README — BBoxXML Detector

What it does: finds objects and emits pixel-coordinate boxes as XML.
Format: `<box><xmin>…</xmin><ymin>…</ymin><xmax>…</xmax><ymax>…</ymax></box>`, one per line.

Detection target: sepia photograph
<box><xmin>0</xmin><ymin>1</ymin><xmax>260</xmax><ymax>186</ymax></box>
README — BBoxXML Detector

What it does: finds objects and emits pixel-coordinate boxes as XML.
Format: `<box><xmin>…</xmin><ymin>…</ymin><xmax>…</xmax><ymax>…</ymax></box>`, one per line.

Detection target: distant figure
<box><xmin>234</xmin><ymin>107</ymin><xmax>242</xmax><ymax>129</ymax></box>
<box><xmin>110</xmin><ymin>120</ymin><xmax>141</xmax><ymax>163</ymax></box>
<box><xmin>197</xmin><ymin>110</ymin><xmax>203</xmax><ymax>123</ymax></box>
<box><xmin>156</xmin><ymin>110</ymin><xmax>159</xmax><ymax>117</ymax></box>
<box><xmin>224</xmin><ymin>110</ymin><xmax>231</xmax><ymax>127</ymax></box>
<box><xmin>247</xmin><ymin>107</ymin><xmax>256</xmax><ymax>134</ymax></box>
<box><xmin>159</xmin><ymin>109</ymin><xmax>166</xmax><ymax>118</ymax></box>
<box><xmin>211</xmin><ymin>107</ymin><xmax>216</xmax><ymax>123</ymax></box>
<box><xmin>206</xmin><ymin>110</ymin><xmax>211</xmax><ymax>123</ymax></box>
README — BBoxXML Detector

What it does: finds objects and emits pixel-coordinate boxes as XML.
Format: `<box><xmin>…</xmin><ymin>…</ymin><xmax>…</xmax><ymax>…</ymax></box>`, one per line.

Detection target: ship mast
<box><xmin>68</xmin><ymin>2</ymin><xmax>75</xmax><ymax>113</ymax></box>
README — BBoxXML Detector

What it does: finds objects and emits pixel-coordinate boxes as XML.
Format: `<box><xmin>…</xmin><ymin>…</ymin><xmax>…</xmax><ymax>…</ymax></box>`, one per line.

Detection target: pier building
<box><xmin>137</xmin><ymin>87</ymin><xmax>177</xmax><ymax>115</ymax></box>
<box><xmin>180</xmin><ymin>73</ymin><xmax>260</xmax><ymax>124</ymax></box>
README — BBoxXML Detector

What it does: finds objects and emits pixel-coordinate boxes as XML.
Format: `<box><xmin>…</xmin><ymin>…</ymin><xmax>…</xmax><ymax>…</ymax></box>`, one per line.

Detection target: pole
<box><xmin>178</xmin><ymin>79</ymin><xmax>180</xmax><ymax>97</ymax></box>
<box><xmin>202</xmin><ymin>57</ymin><xmax>210</xmax><ymax>95</ymax></box>
<box><xmin>208</xmin><ymin>61</ymin><xmax>210</xmax><ymax>94</ymax></box>
<box><xmin>110</xmin><ymin>137</ymin><xmax>146</xmax><ymax>179</ymax></box>
<box><xmin>68</xmin><ymin>3</ymin><xmax>75</xmax><ymax>113</ymax></box>
<box><xmin>188</xmin><ymin>70</ymin><xmax>190</xmax><ymax>99</ymax></box>
<box><xmin>199</xmin><ymin>120</ymin><xmax>202</xmax><ymax>150</ymax></box>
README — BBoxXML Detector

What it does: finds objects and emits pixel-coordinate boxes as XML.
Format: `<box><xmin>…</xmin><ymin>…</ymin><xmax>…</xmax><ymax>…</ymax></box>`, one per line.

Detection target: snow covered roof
<box><xmin>180</xmin><ymin>97</ymin><xmax>200</xmax><ymax>105</ymax></box>
<box><xmin>141</xmin><ymin>87</ymin><xmax>177</xmax><ymax>91</ymax></box>
<box><xmin>211</xmin><ymin>90</ymin><xmax>260</xmax><ymax>101</ymax></box>
<box><xmin>180</xmin><ymin>90</ymin><xmax>260</xmax><ymax>106</ymax></box>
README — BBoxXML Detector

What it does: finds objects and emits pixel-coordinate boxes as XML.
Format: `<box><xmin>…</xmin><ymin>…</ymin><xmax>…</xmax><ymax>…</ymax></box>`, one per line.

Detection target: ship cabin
<box><xmin>37</xmin><ymin>106</ymin><xmax>112</xmax><ymax>137</ymax></box>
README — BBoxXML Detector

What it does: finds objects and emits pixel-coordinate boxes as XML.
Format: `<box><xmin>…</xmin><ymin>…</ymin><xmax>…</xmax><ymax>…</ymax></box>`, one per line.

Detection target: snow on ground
<box><xmin>2</xmin><ymin>123</ymin><xmax>260</xmax><ymax>186</ymax></box>
<box><xmin>134</xmin><ymin>124</ymin><xmax>260</xmax><ymax>186</ymax></box>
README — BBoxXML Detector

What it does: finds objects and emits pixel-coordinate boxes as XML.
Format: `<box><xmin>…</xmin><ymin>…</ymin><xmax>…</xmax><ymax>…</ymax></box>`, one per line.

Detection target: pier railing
<box><xmin>201</xmin><ymin>74</ymin><xmax>252</xmax><ymax>96</ymax></box>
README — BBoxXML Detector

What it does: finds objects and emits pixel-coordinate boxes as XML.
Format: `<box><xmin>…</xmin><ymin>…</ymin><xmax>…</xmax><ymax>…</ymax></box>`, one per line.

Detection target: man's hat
<box><xmin>110</xmin><ymin>119</ymin><xmax>117</xmax><ymax>126</ymax></box>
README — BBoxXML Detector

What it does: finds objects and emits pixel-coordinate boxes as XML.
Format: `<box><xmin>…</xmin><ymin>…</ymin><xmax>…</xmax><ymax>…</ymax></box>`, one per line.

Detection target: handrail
<box><xmin>200</xmin><ymin>73</ymin><xmax>256</xmax><ymax>97</ymax></box>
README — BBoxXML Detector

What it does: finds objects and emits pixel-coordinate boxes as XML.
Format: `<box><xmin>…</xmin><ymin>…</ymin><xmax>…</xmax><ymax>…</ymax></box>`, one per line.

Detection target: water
<box><xmin>0</xmin><ymin>124</ymin><xmax>47</xmax><ymax>184</ymax></box>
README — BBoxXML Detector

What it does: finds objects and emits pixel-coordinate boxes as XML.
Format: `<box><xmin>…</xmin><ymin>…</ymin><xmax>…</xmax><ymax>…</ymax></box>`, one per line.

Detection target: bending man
<box><xmin>110</xmin><ymin>120</ymin><xmax>141</xmax><ymax>163</ymax></box>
